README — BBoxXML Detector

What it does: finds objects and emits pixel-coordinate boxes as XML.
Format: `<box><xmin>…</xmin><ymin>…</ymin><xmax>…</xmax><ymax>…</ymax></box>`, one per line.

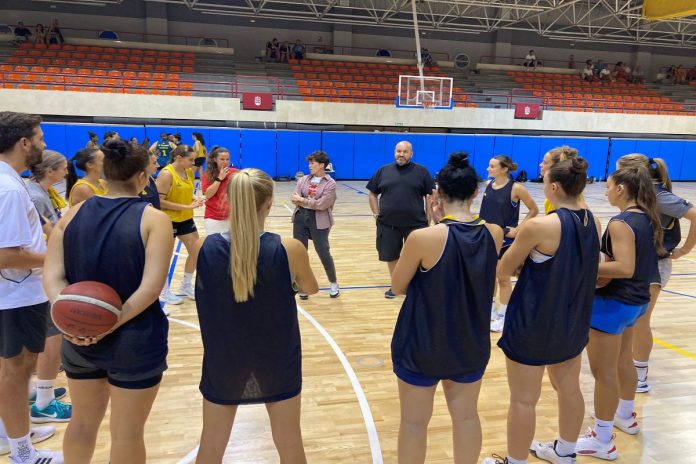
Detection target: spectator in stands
<box><xmin>34</xmin><ymin>24</ymin><xmax>47</xmax><ymax>46</ymax></box>
<box><xmin>292</xmin><ymin>39</ymin><xmax>306</xmax><ymax>60</ymax></box>
<box><xmin>48</xmin><ymin>19</ymin><xmax>64</xmax><ymax>45</ymax></box>
<box><xmin>623</xmin><ymin>62</ymin><xmax>632</xmax><ymax>80</ymax></box>
<box><xmin>665</xmin><ymin>64</ymin><xmax>676</xmax><ymax>81</ymax></box>
<box><xmin>599</xmin><ymin>66</ymin><xmax>613</xmax><ymax>83</ymax></box>
<box><xmin>593</xmin><ymin>59</ymin><xmax>605</xmax><ymax>77</ymax></box>
<box><xmin>613</xmin><ymin>61</ymin><xmax>628</xmax><ymax>80</ymax></box>
<box><xmin>85</xmin><ymin>131</ymin><xmax>99</xmax><ymax>149</ymax></box>
<box><xmin>686</xmin><ymin>66</ymin><xmax>696</xmax><ymax>83</ymax></box>
<box><xmin>421</xmin><ymin>48</ymin><xmax>434</xmax><ymax>68</ymax></box>
<box><xmin>13</xmin><ymin>21</ymin><xmax>32</xmax><ymax>44</ymax></box>
<box><xmin>673</xmin><ymin>65</ymin><xmax>686</xmax><ymax>85</ymax></box>
<box><xmin>582</xmin><ymin>62</ymin><xmax>595</xmax><ymax>82</ymax></box>
<box><xmin>279</xmin><ymin>41</ymin><xmax>289</xmax><ymax>63</ymax></box>
<box><xmin>266</xmin><ymin>38</ymin><xmax>279</xmax><ymax>61</ymax></box>
<box><xmin>568</xmin><ymin>54</ymin><xmax>576</xmax><ymax>69</ymax></box>
<box><xmin>631</xmin><ymin>65</ymin><xmax>644</xmax><ymax>84</ymax></box>
<box><xmin>524</xmin><ymin>50</ymin><xmax>537</xmax><ymax>68</ymax></box>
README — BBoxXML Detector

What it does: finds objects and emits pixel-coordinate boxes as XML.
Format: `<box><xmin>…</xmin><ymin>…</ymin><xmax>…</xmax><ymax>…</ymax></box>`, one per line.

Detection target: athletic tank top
<box><xmin>140</xmin><ymin>177</ymin><xmax>160</xmax><ymax>210</ymax></box>
<box><xmin>196</xmin><ymin>143</ymin><xmax>206</xmax><ymax>159</ymax></box>
<box><xmin>595</xmin><ymin>209</ymin><xmax>658</xmax><ymax>306</ymax></box>
<box><xmin>68</xmin><ymin>178</ymin><xmax>108</xmax><ymax>207</ymax></box>
<box><xmin>156</xmin><ymin>141</ymin><xmax>172</xmax><ymax>167</ymax></box>
<box><xmin>196</xmin><ymin>232</ymin><xmax>301</xmax><ymax>404</ymax></box>
<box><xmin>62</xmin><ymin>197</ymin><xmax>168</xmax><ymax>371</ymax></box>
<box><xmin>498</xmin><ymin>208</ymin><xmax>599</xmax><ymax>366</ymax></box>
<box><xmin>391</xmin><ymin>219</ymin><xmax>498</xmax><ymax>378</ymax></box>
<box><xmin>479</xmin><ymin>180</ymin><xmax>520</xmax><ymax>246</ymax></box>
<box><xmin>161</xmin><ymin>164</ymin><xmax>194</xmax><ymax>222</ymax></box>
<box><xmin>656</xmin><ymin>184</ymin><xmax>682</xmax><ymax>254</ymax></box>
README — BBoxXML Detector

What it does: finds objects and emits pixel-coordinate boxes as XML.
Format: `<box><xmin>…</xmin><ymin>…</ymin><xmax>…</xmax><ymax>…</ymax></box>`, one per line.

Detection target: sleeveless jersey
<box><xmin>140</xmin><ymin>177</ymin><xmax>161</xmax><ymax>210</ymax></box>
<box><xmin>195</xmin><ymin>142</ymin><xmax>206</xmax><ymax>159</ymax></box>
<box><xmin>156</xmin><ymin>140</ymin><xmax>172</xmax><ymax>167</ymax></box>
<box><xmin>391</xmin><ymin>219</ymin><xmax>498</xmax><ymax>379</ymax></box>
<box><xmin>161</xmin><ymin>164</ymin><xmax>194</xmax><ymax>222</ymax></box>
<box><xmin>62</xmin><ymin>197</ymin><xmax>168</xmax><ymax>372</ymax></box>
<box><xmin>545</xmin><ymin>194</ymin><xmax>585</xmax><ymax>215</ymax></box>
<box><xmin>195</xmin><ymin>232</ymin><xmax>300</xmax><ymax>405</ymax></box>
<box><xmin>595</xmin><ymin>209</ymin><xmax>658</xmax><ymax>306</ymax></box>
<box><xmin>498</xmin><ymin>208</ymin><xmax>599</xmax><ymax>366</ymax></box>
<box><xmin>479</xmin><ymin>180</ymin><xmax>520</xmax><ymax>247</ymax></box>
<box><xmin>68</xmin><ymin>178</ymin><xmax>108</xmax><ymax>207</ymax></box>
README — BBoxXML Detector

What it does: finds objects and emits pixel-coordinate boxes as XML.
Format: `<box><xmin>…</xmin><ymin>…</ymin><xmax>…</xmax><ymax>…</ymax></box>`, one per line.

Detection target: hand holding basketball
<box><xmin>51</xmin><ymin>281</ymin><xmax>122</xmax><ymax>339</ymax></box>
<box><xmin>596</xmin><ymin>253</ymin><xmax>614</xmax><ymax>288</ymax></box>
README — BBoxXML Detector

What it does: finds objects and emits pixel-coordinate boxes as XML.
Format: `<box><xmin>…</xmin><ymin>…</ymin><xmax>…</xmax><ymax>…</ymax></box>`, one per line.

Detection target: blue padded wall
<box><xmin>322</xmin><ymin>132</ymin><xmax>355</xmax><ymax>179</ymax></box>
<box><xmin>208</xmin><ymin>128</ymin><xmax>241</xmax><ymax>168</ymax></box>
<box><xmin>413</xmin><ymin>134</ymin><xmax>447</xmax><ymax>176</ymax></box>
<box><xmin>607</xmin><ymin>139</ymin><xmax>637</xmax><ymax>170</ymax></box>
<box><xmin>276</xmin><ymin>131</ymin><xmax>300</xmax><ymax>178</ymax></box>
<box><xmin>353</xmin><ymin>133</ymin><xmax>386</xmax><ymax>180</ymax></box>
<box><xmin>511</xmin><ymin>136</ymin><xmax>541</xmax><ymax>179</ymax></box>
<box><xmin>298</xmin><ymin>131</ymin><xmax>322</xmax><ymax>171</ymax></box>
<box><xmin>474</xmin><ymin>136</ymin><xmax>495</xmax><ymax>176</ymax></box>
<box><xmin>240</xmin><ymin>129</ymin><xmax>276</xmax><ymax>176</ymax></box>
<box><xmin>679</xmin><ymin>141</ymin><xmax>696</xmax><ymax>180</ymax></box>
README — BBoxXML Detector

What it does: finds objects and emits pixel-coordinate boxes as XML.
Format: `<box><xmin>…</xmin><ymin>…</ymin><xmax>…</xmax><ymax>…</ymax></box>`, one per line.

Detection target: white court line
<box><xmin>284</xmin><ymin>203</ymin><xmax>294</xmax><ymax>214</ymax></box>
<box><xmin>171</xmin><ymin>305</ymin><xmax>383</xmax><ymax>464</ymax></box>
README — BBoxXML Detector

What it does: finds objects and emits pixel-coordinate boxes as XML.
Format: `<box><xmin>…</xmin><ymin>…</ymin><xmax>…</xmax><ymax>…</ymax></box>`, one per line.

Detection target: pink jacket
<box><xmin>292</xmin><ymin>174</ymin><xmax>336</xmax><ymax>230</ymax></box>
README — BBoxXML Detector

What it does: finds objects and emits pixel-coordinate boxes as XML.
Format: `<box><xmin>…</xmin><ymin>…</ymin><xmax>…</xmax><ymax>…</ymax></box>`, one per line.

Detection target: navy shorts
<box><xmin>393</xmin><ymin>364</ymin><xmax>485</xmax><ymax>387</ymax></box>
<box><xmin>376</xmin><ymin>221</ymin><xmax>426</xmax><ymax>262</ymax></box>
<box><xmin>0</xmin><ymin>302</ymin><xmax>49</xmax><ymax>358</ymax></box>
<box><xmin>590</xmin><ymin>296</ymin><xmax>648</xmax><ymax>335</ymax></box>
<box><xmin>172</xmin><ymin>218</ymin><xmax>197</xmax><ymax>237</ymax></box>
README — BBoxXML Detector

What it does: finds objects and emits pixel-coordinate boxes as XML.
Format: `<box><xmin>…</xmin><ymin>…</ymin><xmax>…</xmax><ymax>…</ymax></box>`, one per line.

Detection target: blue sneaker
<box><xmin>31</xmin><ymin>399</ymin><xmax>72</xmax><ymax>423</ymax></box>
<box><xmin>384</xmin><ymin>289</ymin><xmax>396</xmax><ymax>299</ymax></box>
<box><xmin>29</xmin><ymin>387</ymin><xmax>67</xmax><ymax>404</ymax></box>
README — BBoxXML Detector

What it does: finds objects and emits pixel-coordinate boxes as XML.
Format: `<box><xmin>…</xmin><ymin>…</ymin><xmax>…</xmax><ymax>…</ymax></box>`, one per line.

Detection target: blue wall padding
<box><xmin>322</xmin><ymin>132</ymin><xmax>355</xmax><ymax>179</ymax></box>
<box><xmin>353</xmin><ymin>133</ymin><xmax>386</xmax><ymax>180</ymax></box>
<box><xmin>239</xmin><ymin>129</ymin><xmax>276</xmax><ymax>176</ymax></box>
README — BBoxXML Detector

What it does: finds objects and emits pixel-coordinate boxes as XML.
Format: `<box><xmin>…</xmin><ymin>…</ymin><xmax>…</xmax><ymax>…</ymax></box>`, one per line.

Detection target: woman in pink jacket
<box><xmin>291</xmin><ymin>151</ymin><xmax>340</xmax><ymax>299</ymax></box>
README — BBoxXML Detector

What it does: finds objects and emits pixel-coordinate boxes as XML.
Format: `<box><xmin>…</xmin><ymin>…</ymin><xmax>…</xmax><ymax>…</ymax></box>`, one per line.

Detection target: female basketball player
<box><xmin>156</xmin><ymin>144</ymin><xmax>204</xmax><ymax>304</ymax></box>
<box><xmin>26</xmin><ymin>150</ymin><xmax>72</xmax><ymax>422</ymax></box>
<box><xmin>391</xmin><ymin>152</ymin><xmax>503</xmax><ymax>464</ymax></box>
<box><xmin>43</xmin><ymin>140</ymin><xmax>173</xmax><ymax>464</ymax></box>
<box><xmin>201</xmin><ymin>146</ymin><xmax>238</xmax><ymax>235</ymax></box>
<box><xmin>539</xmin><ymin>146</ymin><xmax>589</xmax><ymax>213</ymax></box>
<box><xmin>195</xmin><ymin>168</ymin><xmax>318</xmax><ymax>463</ymax></box>
<box><xmin>66</xmin><ymin>147</ymin><xmax>107</xmax><ymax>207</ymax></box>
<box><xmin>140</xmin><ymin>152</ymin><xmax>160</xmax><ymax>209</ymax></box>
<box><xmin>291</xmin><ymin>151</ymin><xmax>340</xmax><ymax>299</ymax></box>
<box><xmin>616</xmin><ymin>154</ymin><xmax>696</xmax><ymax>393</ymax></box>
<box><xmin>575</xmin><ymin>166</ymin><xmax>662</xmax><ymax>460</ymax></box>
<box><xmin>483</xmin><ymin>158</ymin><xmax>600</xmax><ymax>464</ymax></box>
<box><xmin>192</xmin><ymin>132</ymin><xmax>207</xmax><ymax>189</ymax></box>
<box><xmin>479</xmin><ymin>155</ymin><xmax>539</xmax><ymax>332</ymax></box>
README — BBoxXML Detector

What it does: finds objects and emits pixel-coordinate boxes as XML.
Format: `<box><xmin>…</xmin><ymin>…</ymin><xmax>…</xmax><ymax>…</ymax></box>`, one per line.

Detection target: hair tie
<box><xmin>647</xmin><ymin>157</ymin><xmax>655</xmax><ymax>165</ymax></box>
<box><xmin>72</xmin><ymin>158</ymin><xmax>79</xmax><ymax>171</ymax></box>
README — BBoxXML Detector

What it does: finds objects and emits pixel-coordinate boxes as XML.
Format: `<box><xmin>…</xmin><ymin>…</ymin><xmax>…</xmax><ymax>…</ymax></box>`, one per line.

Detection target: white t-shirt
<box><xmin>0</xmin><ymin>160</ymin><xmax>47</xmax><ymax>309</ymax></box>
<box><xmin>582</xmin><ymin>67</ymin><xmax>593</xmax><ymax>77</ymax></box>
<box><xmin>600</xmin><ymin>68</ymin><xmax>611</xmax><ymax>76</ymax></box>
<box><xmin>526</xmin><ymin>54</ymin><xmax>535</xmax><ymax>61</ymax></box>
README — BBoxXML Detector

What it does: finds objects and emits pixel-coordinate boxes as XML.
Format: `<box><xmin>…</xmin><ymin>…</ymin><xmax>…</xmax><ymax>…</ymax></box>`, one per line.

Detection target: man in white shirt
<box><xmin>524</xmin><ymin>50</ymin><xmax>537</xmax><ymax>68</ymax></box>
<box><xmin>0</xmin><ymin>112</ymin><xmax>62</xmax><ymax>464</ymax></box>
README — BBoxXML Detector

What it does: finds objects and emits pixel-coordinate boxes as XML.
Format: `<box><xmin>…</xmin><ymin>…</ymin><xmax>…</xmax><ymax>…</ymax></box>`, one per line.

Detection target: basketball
<box><xmin>51</xmin><ymin>281</ymin><xmax>122</xmax><ymax>338</ymax></box>
<box><xmin>596</xmin><ymin>253</ymin><xmax>614</xmax><ymax>288</ymax></box>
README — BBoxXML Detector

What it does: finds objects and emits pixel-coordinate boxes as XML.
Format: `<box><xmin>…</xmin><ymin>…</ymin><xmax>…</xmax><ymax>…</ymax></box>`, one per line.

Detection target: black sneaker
<box><xmin>299</xmin><ymin>294</ymin><xmax>309</xmax><ymax>300</ymax></box>
<box><xmin>384</xmin><ymin>289</ymin><xmax>396</xmax><ymax>299</ymax></box>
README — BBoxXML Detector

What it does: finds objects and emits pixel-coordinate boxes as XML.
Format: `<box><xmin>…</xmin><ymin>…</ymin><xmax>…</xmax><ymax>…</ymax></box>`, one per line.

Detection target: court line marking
<box><xmin>341</xmin><ymin>183</ymin><xmax>369</xmax><ymax>195</ymax></box>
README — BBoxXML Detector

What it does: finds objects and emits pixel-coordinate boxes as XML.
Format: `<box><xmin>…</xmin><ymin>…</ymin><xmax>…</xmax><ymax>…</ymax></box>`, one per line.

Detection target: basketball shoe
<box><xmin>178</xmin><ymin>282</ymin><xmax>195</xmax><ymax>300</ymax></box>
<box><xmin>490</xmin><ymin>313</ymin><xmax>505</xmax><ymax>333</ymax></box>
<box><xmin>9</xmin><ymin>449</ymin><xmax>63</xmax><ymax>464</ymax></box>
<box><xmin>590</xmin><ymin>411</ymin><xmax>640</xmax><ymax>435</ymax></box>
<box><xmin>329</xmin><ymin>282</ymin><xmax>340</xmax><ymax>298</ymax></box>
<box><xmin>531</xmin><ymin>440</ymin><xmax>577</xmax><ymax>463</ymax></box>
<box><xmin>30</xmin><ymin>399</ymin><xmax>72</xmax><ymax>423</ymax></box>
<box><xmin>160</xmin><ymin>288</ymin><xmax>182</xmax><ymax>305</ymax></box>
<box><xmin>0</xmin><ymin>426</ymin><xmax>55</xmax><ymax>455</ymax></box>
<box><xmin>29</xmin><ymin>388</ymin><xmax>66</xmax><ymax>404</ymax></box>
<box><xmin>481</xmin><ymin>455</ymin><xmax>508</xmax><ymax>464</ymax></box>
<box><xmin>575</xmin><ymin>428</ymin><xmax>618</xmax><ymax>460</ymax></box>
<box><xmin>635</xmin><ymin>380</ymin><xmax>651</xmax><ymax>393</ymax></box>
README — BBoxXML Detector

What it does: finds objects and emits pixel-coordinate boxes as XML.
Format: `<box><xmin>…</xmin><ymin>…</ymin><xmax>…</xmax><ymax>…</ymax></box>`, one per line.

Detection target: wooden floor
<box><xmin>43</xmin><ymin>181</ymin><xmax>696</xmax><ymax>463</ymax></box>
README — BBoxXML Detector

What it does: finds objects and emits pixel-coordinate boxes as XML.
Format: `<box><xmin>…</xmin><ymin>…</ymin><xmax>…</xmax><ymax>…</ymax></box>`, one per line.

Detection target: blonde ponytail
<box><xmin>617</xmin><ymin>153</ymin><xmax>672</xmax><ymax>192</ymax></box>
<box><xmin>228</xmin><ymin>169</ymin><xmax>274</xmax><ymax>302</ymax></box>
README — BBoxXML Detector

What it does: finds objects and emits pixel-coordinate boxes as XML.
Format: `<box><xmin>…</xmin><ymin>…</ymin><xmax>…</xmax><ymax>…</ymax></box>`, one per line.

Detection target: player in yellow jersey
<box><xmin>66</xmin><ymin>147</ymin><xmax>107</xmax><ymax>207</ymax></box>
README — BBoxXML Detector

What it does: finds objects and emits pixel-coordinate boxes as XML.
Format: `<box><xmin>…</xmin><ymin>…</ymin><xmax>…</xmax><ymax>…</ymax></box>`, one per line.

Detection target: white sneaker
<box><xmin>575</xmin><ymin>428</ymin><xmax>618</xmax><ymax>461</ymax></box>
<box><xmin>10</xmin><ymin>449</ymin><xmax>63</xmax><ymax>464</ymax></box>
<box><xmin>178</xmin><ymin>282</ymin><xmax>195</xmax><ymax>300</ymax></box>
<box><xmin>490</xmin><ymin>302</ymin><xmax>497</xmax><ymax>321</ymax></box>
<box><xmin>329</xmin><ymin>282</ymin><xmax>340</xmax><ymax>298</ymax></box>
<box><xmin>531</xmin><ymin>441</ymin><xmax>577</xmax><ymax>463</ymax></box>
<box><xmin>160</xmin><ymin>289</ymin><xmax>183</xmax><ymax>305</ymax></box>
<box><xmin>481</xmin><ymin>456</ymin><xmax>507</xmax><ymax>464</ymax></box>
<box><xmin>636</xmin><ymin>380</ymin><xmax>651</xmax><ymax>393</ymax></box>
<box><xmin>590</xmin><ymin>411</ymin><xmax>640</xmax><ymax>435</ymax></box>
<box><xmin>490</xmin><ymin>314</ymin><xmax>505</xmax><ymax>333</ymax></box>
<box><xmin>0</xmin><ymin>426</ymin><xmax>56</xmax><ymax>455</ymax></box>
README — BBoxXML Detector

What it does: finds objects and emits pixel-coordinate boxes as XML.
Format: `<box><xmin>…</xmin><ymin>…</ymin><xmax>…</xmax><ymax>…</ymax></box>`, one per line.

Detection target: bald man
<box><xmin>366</xmin><ymin>141</ymin><xmax>435</xmax><ymax>298</ymax></box>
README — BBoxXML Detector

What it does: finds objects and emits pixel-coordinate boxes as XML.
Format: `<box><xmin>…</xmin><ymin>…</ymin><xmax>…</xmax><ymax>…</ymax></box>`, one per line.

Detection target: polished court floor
<box><xmin>43</xmin><ymin>180</ymin><xmax>696</xmax><ymax>463</ymax></box>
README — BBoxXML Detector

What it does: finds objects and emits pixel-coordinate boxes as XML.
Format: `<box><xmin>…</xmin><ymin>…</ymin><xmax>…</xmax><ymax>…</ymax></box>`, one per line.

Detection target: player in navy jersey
<box><xmin>195</xmin><ymin>168</ymin><xmax>318</xmax><ymax>463</ymax></box>
<box><xmin>43</xmin><ymin>139</ymin><xmax>173</xmax><ymax>464</ymax></box>
<box><xmin>575</xmin><ymin>166</ymin><xmax>662</xmax><ymax>460</ymax></box>
<box><xmin>484</xmin><ymin>157</ymin><xmax>601</xmax><ymax>464</ymax></box>
<box><xmin>391</xmin><ymin>152</ymin><xmax>503</xmax><ymax>464</ymax></box>
<box><xmin>479</xmin><ymin>155</ymin><xmax>538</xmax><ymax>332</ymax></box>
<box><xmin>140</xmin><ymin>151</ymin><xmax>161</xmax><ymax>209</ymax></box>
<box><xmin>616</xmin><ymin>154</ymin><xmax>696</xmax><ymax>393</ymax></box>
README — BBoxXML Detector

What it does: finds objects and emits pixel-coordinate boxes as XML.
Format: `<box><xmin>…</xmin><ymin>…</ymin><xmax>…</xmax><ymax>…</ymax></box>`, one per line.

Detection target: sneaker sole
<box><xmin>575</xmin><ymin>450</ymin><xmax>618</xmax><ymax>461</ymax></box>
<box><xmin>30</xmin><ymin>416</ymin><xmax>71</xmax><ymax>424</ymax></box>
<box><xmin>330</xmin><ymin>293</ymin><xmax>340</xmax><ymax>298</ymax></box>
<box><xmin>636</xmin><ymin>384</ymin><xmax>651</xmax><ymax>393</ymax></box>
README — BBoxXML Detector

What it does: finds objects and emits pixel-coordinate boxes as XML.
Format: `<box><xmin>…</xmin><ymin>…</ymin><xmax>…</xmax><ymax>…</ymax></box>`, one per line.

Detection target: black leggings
<box><xmin>292</xmin><ymin>208</ymin><xmax>337</xmax><ymax>283</ymax></box>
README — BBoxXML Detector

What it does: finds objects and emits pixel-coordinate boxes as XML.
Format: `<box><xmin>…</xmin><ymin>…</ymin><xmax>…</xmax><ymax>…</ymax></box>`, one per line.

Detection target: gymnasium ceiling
<box><xmin>35</xmin><ymin>0</ymin><xmax>696</xmax><ymax>49</ymax></box>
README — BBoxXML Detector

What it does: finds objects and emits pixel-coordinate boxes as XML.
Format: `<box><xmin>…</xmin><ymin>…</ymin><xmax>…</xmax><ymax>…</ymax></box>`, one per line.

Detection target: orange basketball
<box><xmin>51</xmin><ymin>281</ymin><xmax>122</xmax><ymax>338</ymax></box>
<box><xmin>596</xmin><ymin>253</ymin><xmax>614</xmax><ymax>288</ymax></box>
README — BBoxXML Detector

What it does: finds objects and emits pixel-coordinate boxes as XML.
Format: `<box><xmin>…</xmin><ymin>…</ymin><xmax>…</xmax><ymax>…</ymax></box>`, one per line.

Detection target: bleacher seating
<box><xmin>508</xmin><ymin>71</ymin><xmax>686</xmax><ymax>115</ymax></box>
<box><xmin>0</xmin><ymin>42</ymin><xmax>196</xmax><ymax>96</ymax></box>
<box><xmin>289</xmin><ymin>58</ymin><xmax>472</xmax><ymax>106</ymax></box>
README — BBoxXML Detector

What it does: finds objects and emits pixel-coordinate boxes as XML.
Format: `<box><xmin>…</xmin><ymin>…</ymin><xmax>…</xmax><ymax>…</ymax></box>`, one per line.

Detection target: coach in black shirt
<box><xmin>366</xmin><ymin>141</ymin><xmax>435</xmax><ymax>298</ymax></box>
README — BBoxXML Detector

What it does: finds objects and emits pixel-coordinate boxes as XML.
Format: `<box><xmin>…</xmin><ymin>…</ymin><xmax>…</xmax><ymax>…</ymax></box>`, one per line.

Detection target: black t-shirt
<box><xmin>366</xmin><ymin>162</ymin><xmax>435</xmax><ymax>227</ymax></box>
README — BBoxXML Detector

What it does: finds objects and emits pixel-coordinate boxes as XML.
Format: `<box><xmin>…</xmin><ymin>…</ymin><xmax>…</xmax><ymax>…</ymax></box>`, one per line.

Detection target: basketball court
<box><xmin>39</xmin><ymin>180</ymin><xmax>696</xmax><ymax>463</ymax></box>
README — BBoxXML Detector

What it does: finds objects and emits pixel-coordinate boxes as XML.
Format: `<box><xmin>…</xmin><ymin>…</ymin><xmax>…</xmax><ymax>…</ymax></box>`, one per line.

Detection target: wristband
<box><xmin>215</xmin><ymin>177</ymin><xmax>223</xmax><ymax>182</ymax></box>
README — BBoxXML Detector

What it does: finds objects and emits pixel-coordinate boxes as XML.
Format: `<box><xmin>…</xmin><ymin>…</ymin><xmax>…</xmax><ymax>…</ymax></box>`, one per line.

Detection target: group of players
<box><xmin>1</xmin><ymin>109</ymin><xmax>695</xmax><ymax>464</ymax></box>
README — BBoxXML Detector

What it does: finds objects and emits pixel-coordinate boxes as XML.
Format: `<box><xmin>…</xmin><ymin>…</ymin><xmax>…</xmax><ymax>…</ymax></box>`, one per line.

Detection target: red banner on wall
<box><xmin>514</xmin><ymin>103</ymin><xmax>541</xmax><ymax>119</ymax></box>
<box><xmin>242</xmin><ymin>93</ymin><xmax>274</xmax><ymax>110</ymax></box>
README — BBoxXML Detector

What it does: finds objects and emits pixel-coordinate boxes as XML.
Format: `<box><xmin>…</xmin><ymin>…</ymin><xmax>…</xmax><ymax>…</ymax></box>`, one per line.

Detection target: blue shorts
<box><xmin>393</xmin><ymin>364</ymin><xmax>485</xmax><ymax>387</ymax></box>
<box><xmin>590</xmin><ymin>296</ymin><xmax>648</xmax><ymax>335</ymax></box>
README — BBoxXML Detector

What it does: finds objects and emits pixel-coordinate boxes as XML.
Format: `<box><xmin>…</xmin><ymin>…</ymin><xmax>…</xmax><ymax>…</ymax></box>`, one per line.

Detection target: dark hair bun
<box><xmin>570</xmin><ymin>157</ymin><xmax>588</xmax><ymax>174</ymax></box>
<box><xmin>447</xmin><ymin>151</ymin><xmax>470</xmax><ymax>169</ymax></box>
<box><xmin>102</xmin><ymin>139</ymin><xmax>129</xmax><ymax>162</ymax></box>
